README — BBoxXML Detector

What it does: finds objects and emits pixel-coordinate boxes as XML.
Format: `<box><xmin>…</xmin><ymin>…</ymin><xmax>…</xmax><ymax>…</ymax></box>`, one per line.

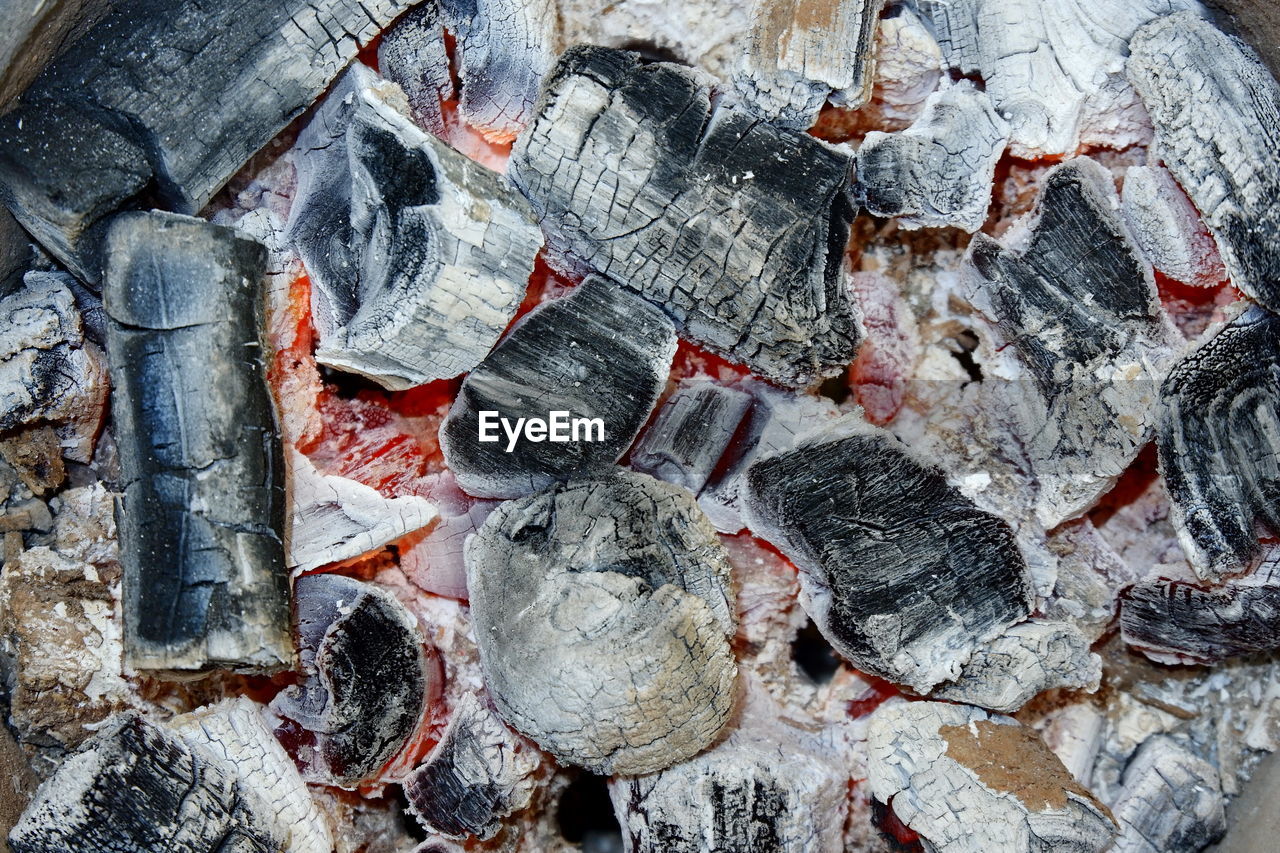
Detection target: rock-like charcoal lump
<box><xmin>287</xmin><ymin>64</ymin><xmax>542</xmax><ymax>390</ymax></box>
<box><xmin>629</xmin><ymin>380</ymin><xmax>753</xmax><ymax>495</ymax></box>
<box><xmin>465</xmin><ymin>470</ymin><xmax>737</xmax><ymax>775</ymax></box>
<box><xmin>509</xmin><ymin>45</ymin><xmax>860</xmax><ymax>388</ymax></box>
<box><xmin>742</xmin><ymin>422</ymin><xmax>1032</xmax><ymax>693</ymax></box>
<box><xmin>1157</xmin><ymin>305</ymin><xmax>1280</xmax><ymax>579</ymax></box>
<box><xmin>272</xmin><ymin>572</ymin><xmax>438</xmax><ymax>789</ymax></box>
<box><xmin>104</xmin><ymin>211</ymin><xmax>290</xmax><ymax>674</ymax></box>
<box><xmin>441</xmin><ymin>276</ymin><xmax>677</xmax><ymax>499</ymax></box>
<box><xmin>1108</xmin><ymin>736</ymin><xmax>1226</xmax><ymax>853</ymax></box>
<box><xmin>1121</xmin><ymin>164</ymin><xmax>1225</xmax><ymax>289</ymax></box>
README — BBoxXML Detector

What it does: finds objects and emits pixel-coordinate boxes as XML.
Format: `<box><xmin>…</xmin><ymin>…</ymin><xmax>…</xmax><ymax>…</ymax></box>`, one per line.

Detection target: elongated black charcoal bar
<box><xmin>0</xmin><ymin>0</ymin><xmax>420</xmax><ymax>280</ymax></box>
<box><xmin>104</xmin><ymin>211</ymin><xmax>290</xmax><ymax>674</ymax></box>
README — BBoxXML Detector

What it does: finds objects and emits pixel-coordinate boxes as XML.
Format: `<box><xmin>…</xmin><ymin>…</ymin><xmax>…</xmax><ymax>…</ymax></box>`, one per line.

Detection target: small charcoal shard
<box><xmin>733</xmin><ymin>0</ymin><xmax>884</xmax><ymax>128</ymax></box>
<box><xmin>1108</xmin><ymin>736</ymin><xmax>1225</xmax><ymax>853</ymax></box>
<box><xmin>933</xmin><ymin>620</ymin><xmax>1101</xmax><ymax>712</ymax></box>
<box><xmin>466</xmin><ymin>470</ymin><xmax>737</xmax><ymax>775</ymax></box>
<box><xmin>287</xmin><ymin>65</ymin><xmax>542</xmax><ymax>390</ymax></box>
<box><xmin>1157</xmin><ymin>305</ymin><xmax>1280</xmax><ymax>578</ymax></box>
<box><xmin>378</xmin><ymin>4</ymin><xmax>455</xmax><ymax>136</ymax></box>
<box><xmin>403</xmin><ymin>692</ymin><xmax>541</xmax><ymax>840</ymax></box>
<box><xmin>441</xmin><ymin>276</ymin><xmax>677</xmax><ymax>499</ymax></box>
<box><xmin>509</xmin><ymin>46</ymin><xmax>859</xmax><ymax>388</ymax></box>
<box><xmin>0</xmin><ymin>0</ymin><xmax>420</xmax><ymax>279</ymax></box>
<box><xmin>8</xmin><ymin>713</ymin><xmax>281</xmax><ymax>853</ymax></box>
<box><xmin>867</xmin><ymin>701</ymin><xmax>1116</xmax><ymax>853</ymax></box>
<box><xmin>272</xmin><ymin>573</ymin><xmax>438</xmax><ymax>788</ymax></box>
<box><xmin>610</xmin><ymin>674</ymin><xmax>853</xmax><ymax>852</ymax></box>
<box><xmin>1121</xmin><ymin>551</ymin><xmax>1280</xmax><ymax>664</ymax></box>
<box><xmin>1121</xmin><ymin>165</ymin><xmax>1224</xmax><ymax>289</ymax></box>
<box><xmin>1128</xmin><ymin>12</ymin><xmax>1280</xmax><ymax>309</ymax></box>
<box><xmin>967</xmin><ymin>157</ymin><xmax>1172</xmax><ymax>528</ymax></box>
<box><xmin>104</xmin><ymin>211</ymin><xmax>290</xmax><ymax>674</ymax></box>
<box><xmin>742</xmin><ymin>421</ymin><xmax>1031</xmax><ymax>693</ymax></box>
<box><xmin>629</xmin><ymin>380</ymin><xmax>752</xmax><ymax>495</ymax></box>
<box><xmin>857</xmin><ymin>80</ymin><xmax>1009</xmax><ymax>232</ymax></box>
<box><xmin>170</xmin><ymin>698</ymin><xmax>333</xmax><ymax>853</ymax></box>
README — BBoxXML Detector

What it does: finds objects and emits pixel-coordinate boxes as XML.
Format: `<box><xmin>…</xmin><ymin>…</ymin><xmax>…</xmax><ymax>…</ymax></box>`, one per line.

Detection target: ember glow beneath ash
<box><xmin>3</xmin><ymin>1</ymin><xmax>1280</xmax><ymax>852</ymax></box>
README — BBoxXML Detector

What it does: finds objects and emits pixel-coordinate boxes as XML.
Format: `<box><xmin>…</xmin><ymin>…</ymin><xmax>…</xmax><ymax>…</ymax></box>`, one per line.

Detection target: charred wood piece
<box><xmin>441</xmin><ymin>276</ymin><xmax>677</xmax><ymax>499</ymax></box>
<box><xmin>629</xmin><ymin>381</ymin><xmax>752</xmax><ymax>495</ymax></box>
<box><xmin>378</xmin><ymin>4</ymin><xmax>455</xmax><ymax>137</ymax></box>
<box><xmin>272</xmin><ymin>572</ymin><xmax>438</xmax><ymax>789</ymax></box>
<box><xmin>0</xmin><ymin>0</ymin><xmax>422</xmax><ymax>279</ymax></box>
<box><xmin>1128</xmin><ymin>11</ymin><xmax>1280</xmax><ymax>310</ymax></box>
<box><xmin>465</xmin><ymin>470</ymin><xmax>737</xmax><ymax>775</ymax></box>
<box><xmin>1121</xmin><ymin>165</ymin><xmax>1224</xmax><ymax>289</ymax></box>
<box><xmin>1108</xmin><ymin>736</ymin><xmax>1225</xmax><ymax>853</ymax></box>
<box><xmin>287</xmin><ymin>65</ymin><xmax>542</xmax><ymax>390</ymax></box>
<box><xmin>742</xmin><ymin>422</ymin><xmax>1032</xmax><ymax>693</ymax></box>
<box><xmin>104</xmin><ymin>211</ymin><xmax>290</xmax><ymax>674</ymax></box>
<box><xmin>509</xmin><ymin>45</ymin><xmax>859</xmax><ymax>388</ymax></box>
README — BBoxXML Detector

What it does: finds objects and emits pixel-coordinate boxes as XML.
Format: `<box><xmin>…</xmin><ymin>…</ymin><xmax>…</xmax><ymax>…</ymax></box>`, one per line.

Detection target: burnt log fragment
<box><xmin>509</xmin><ymin>45</ymin><xmax>859</xmax><ymax>388</ymax></box>
<box><xmin>465</xmin><ymin>470</ymin><xmax>737</xmax><ymax>775</ymax></box>
<box><xmin>441</xmin><ymin>276</ymin><xmax>677</xmax><ymax>500</ymax></box>
<box><xmin>0</xmin><ymin>0</ymin><xmax>421</xmax><ymax>279</ymax></box>
<box><xmin>272</xmin><ymin>572</ymin><xmax>438</xmax><ymax>788</ymax></box>
<box><xmin>104</xmin><ymin>211</ymin><xmax>290</xmax><ymax>674</ymax></box>
<box><xmin>1108</xmin><ymin>736</ymin><xmax>1225</xmax><ymax>853</ymax></box>
<box><xmin>742</xmin><ymin>423</ymin><xmax>1032</xmax><ymax>692</ymax></box>
<box><xmin>629</xmin><ymin>380</ymin><xmax>752</xmax><ymax>495</ymax></box>
<box><xmin>1128</xmin><ymin>12</ymin><xmax>1280</xmax><ymax>310</ymax></box>
<box><xmin>1157</xmin><ymin>305</ymin><xmax>1280</xmax><ymax>578</ymax></box>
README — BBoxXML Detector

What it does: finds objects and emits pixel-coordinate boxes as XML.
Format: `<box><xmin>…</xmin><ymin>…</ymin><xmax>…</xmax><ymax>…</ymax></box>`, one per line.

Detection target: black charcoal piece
<box><xmin>440</xmin><ymin>276</ymin><xmax>677</xmax><ymax>500</ymax></box>
<box><xmin>8</xmin><ymin>714</ymin><xmax>280</xmax><ymax>853</ymax></box>
<box><xmin>508</xmin><ymin>45</ymin><xmax>859</xmax><ymax>388</ymax></box>
<box><xmin>465</xmin><ymin>469</ymin><xmax>737</xmax><ymax>775</ymax></box>
<box><xmin>1157</xmin><ymin>305</ymin><xmax>1280</xmax><ymax>578</ymax></box>
<box><xmin>403</xmin><ymin>692</ymin><xmax>540</xmax><ymax>840</ymax></box>
<box><xmin>272</xmin><ymin>573</ymin><xmax>433</xmax><ymax>789</ymax></box>
<box><xmin>104</xmin><ymin>211</ymin><xmax>290</xmax><ymax>674</ymax></box>
<box><xmin>287</xmin><ymin>65</ymin><xmax>542</xmax><ymax>390</ymax></box>
<box><xmin>1129</xmin><ymin>11</ymin><xmax>1280</xmax><ymax>310</ymax></box>
<box><xmin>629</xmin><ymin>381</ymin><xmax>752</xmax><ymax>495</ymax></box>
<box><xmin>742</xmin><ymin>424</ymin><xmax>1032</xmax><ymax>692</ymax></box>
<box><xmin>0</xmin><ymin>0</ymin><xmax>420</xmax><ymax>279</ymax></box>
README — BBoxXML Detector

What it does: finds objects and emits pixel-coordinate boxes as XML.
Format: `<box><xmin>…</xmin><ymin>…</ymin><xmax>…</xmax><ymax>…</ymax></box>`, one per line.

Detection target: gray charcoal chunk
<box><xmin>441</xmin><ymin>276</ymin><xmax>677</xmax><ymax>500</ymax></box>
<box><xmin>1108</xmin><ymin>736</ymin><xmax>1225</xmax><ymax>853</ymax></box>
<box><xmin>103</xmin><ymin>211</ymin><xmax>290</xmax><ymax>674</ymax></box>
<box><xmin>1157</xmin><ymin>305</ymin><xmax>1280</xmax><ymax>579</ymax></box>
<box><xmin>1128</xmin><ymin>11</ymin><xmax>1280</xmax><ymax>310</ymax></box>
<box><xmin>8</xmin><ymin>714</ymin><xmax>281</xmax><ymax>853</ymax></box>
<box><xmin>0</xmin><ymin>0</ymin><xmax>421</xmax><ymax>279</ymax></box>
<box><xmin>509</xmin><ymin>45</ymin><xmax>859</xmax><ymax>388</ymax></box>
<box><xmin>379</xmin><ymin>4</ymin><xmax>455</xmax><ymax>136</ymax></box>
<box><xmin>742</xmin><ymin>422</ymin><xmax>1031</xmax><ymax>693</ymax></box>
<box><xmin>465</xmin><ymin>469</ymin><xmax>737</xmax><ymax>775</ymax></box>
<box><xmin>287</xmin><ymin>65</ymin><xmax>542</xmax><ymax>390</ymax></box>
<box><xmin>629</xmin><ymin>380</ymin><xmax>752</xmax><ymax>495</ymax></box>
<box><xmin>272</xmin><ymin>573</ymin><xmax>434</xmax><ymax>789</ymax></box>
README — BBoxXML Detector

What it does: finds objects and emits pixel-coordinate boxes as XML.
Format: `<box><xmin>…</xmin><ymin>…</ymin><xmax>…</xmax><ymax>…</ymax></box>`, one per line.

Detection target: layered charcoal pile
<box><xmin>4</xmin><ymin>1</ymin><xmax>1280</xmax><ymax>851</ymax></box>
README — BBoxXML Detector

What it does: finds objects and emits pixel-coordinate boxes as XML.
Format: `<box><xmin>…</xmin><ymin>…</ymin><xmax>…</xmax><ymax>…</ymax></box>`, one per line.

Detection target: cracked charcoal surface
<box><xmin>742</xmin><ymin>423</ymin><xmax>1032</xmax><ymax>693</ymax></box>
<box><xmin>103</xmin><ymin>211</ymin><xmax>290</xmax><ymax>674</ymax></box>
<box><xmin>0</xmin><ymin>0</ymin><xmax>422</xmax><ymax>279</ymax></box>
<box><xmin>1121</xmin><ymin>164</ymin><xmax>1224</xmax><ymax>288</ymax></box>
<box><xmin>272</xmin><ymin>572</ymin><xmax>436</xmax><ymax>788</ymax></box>
<box><xmin>403</xmin><ymin>692</ymin><xmax>541</xmax><ymax>840</ymax></box>
<box><xmin>1108</xmin><ymin>736</ymin><xmax>1225</xmax><ymax>853</ymax></box>
<box><xmin>967</xmin><ymin>156</ymin><xmax>1173</xmax><ymax>528</ymax></box>
<box><xmin>465</xmin><ymin>469</ymin><xmax>737</xmax><ymax>775</ymax></box>
<box><xmin>856</xmin><ymin>80</ymin><xmax>1009</xmax><ymax>233</ymax></box>
<box><xmin>8</xmin><ymin>714</ymin><xmax>281</xmax><ymax>853</ymax></box>
<box><xmin>1128</xmin><ymin>11</ymin><xmax>1280</xmax><ymax>311</ymax></box>
<box><xmin>287</xmin><ymin>64</ymin><xmax>542</xmax><ymax>390</ymax></box>
<box><xmin>379</xmin><ymin>4</ymin><xmax>455</xmax><ymax>136</ymax></box>
<box><xmin>441</xmin><ymin>275</ymin><xmax>677</xmax><ymax>499</ymax></box>
<box><xmin>629</xmin><ymin>380</ymin><xmax>752</xmax><ymax>495</ymax></box>
<box><xmin>1157</xmin><ymin>305</ymin><xmax>1280</xmax><ymax>579</ymax></box>
<box><xmin>508</xmin><ymin>45</ymin><xmax>859</xmax><ymax>388</ymax></box>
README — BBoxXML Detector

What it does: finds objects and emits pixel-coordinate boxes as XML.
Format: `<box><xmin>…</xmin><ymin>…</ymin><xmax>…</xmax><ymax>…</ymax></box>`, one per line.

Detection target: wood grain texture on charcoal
<box><xmin>742</xmin><ymin>422</ymin><xmax>1032</xmax><ymax>693</ymax></box>
<box><xmin>1157</xmin><ymin>305</ymin><xmax>1280</xmax><ymax>579</ymax></box>
<box><xmin>1108</xmin><ymin>736</ymin><xmax>1226</xmax><ymax>853</ymax></box>
<box><xmin>0</xmin><ymin>0</ymin><xmax>420</xmax><ymax>279</ymax></box>
<box><xmin>103</xmin><ymin>211</ymin><xmax>290</xmax><ymax>674</ymax></box>
<box><xmin>1129</xmin><ymin>11</ymin><xmax>1280</xmax><ymax>312</ymax></box>
<box><xmin>465</xmin><ymin>470</ymin><xmax>737</xmax><ymax>775</ymax></box>
<box><xmin>509</xmin><ymin>46</ymin><xmax>859</xmax><ymax>388</ymax></box>
<box><xmin>629</xmin><ymin>380</ymin><xmax>752</xmax><ymax>496</ymax></box>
